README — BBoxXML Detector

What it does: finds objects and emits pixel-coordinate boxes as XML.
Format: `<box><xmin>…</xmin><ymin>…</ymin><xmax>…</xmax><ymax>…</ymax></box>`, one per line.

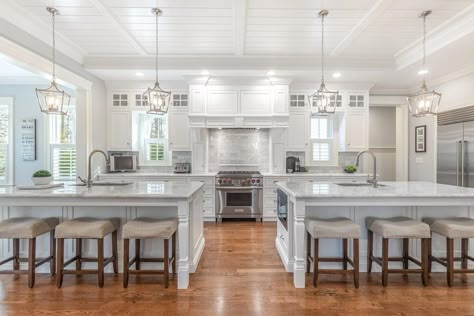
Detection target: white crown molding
<box><xmin>87</xmin><ymin>0</ymin><xmax>147</xmax><ymax>56</ymax></box>
<box><xmin>290</xmin><ymin>81</ymin><xmax>375</xmax><ymax>91</ymax></box>
<box><xmin>331</xmin><ymin>0</ymin><xmax>393</xmax><ymax>56</ymax></box>
<box><xmin>0</xmin><ymin>36</ymin><xmax>92</xmax><ymax>90</ymax></box>
<box><xmin>426</xmin><ymin>62</ymin><xmax>474</xmax><ymax>88</ymax></box>
<box><xmin>1</xmin><ymin>0</ymin><xmax>86</xmax><ymax>64</ymax></box>
<box><xmin>233</xmin><ymin>0</ymin><xmax>247</xmax><ymax>56</ymax></box>
<box><xmin>395</xmin><ymin>4</ymin><xmax>474</xmax><ymax>71</ymax></box>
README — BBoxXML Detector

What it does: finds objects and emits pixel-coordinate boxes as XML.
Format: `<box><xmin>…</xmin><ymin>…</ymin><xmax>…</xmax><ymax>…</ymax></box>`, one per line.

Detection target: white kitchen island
<box><xmin>0</xmin><ymin>181</ymin><xmax>204</xmax><ymax>289</ymax></box>
<box><xmin>275</xmin><ymin>181</ymin><xmax>474</xmax><ymax>288</ymax></box>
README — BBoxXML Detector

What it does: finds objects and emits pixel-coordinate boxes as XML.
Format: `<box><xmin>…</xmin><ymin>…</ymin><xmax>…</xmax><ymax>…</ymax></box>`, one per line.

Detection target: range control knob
<box><xmin>218</xmin><ymin>179</ymin><xmax>222</xmax><ymax>184</ymax></box>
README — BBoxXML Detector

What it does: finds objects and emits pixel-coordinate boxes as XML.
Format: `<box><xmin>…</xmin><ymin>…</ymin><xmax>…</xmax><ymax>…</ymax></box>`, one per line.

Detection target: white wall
<box><xmin>408</xmin><ymin>72</ymin><xmax>474</xmax><ymax>182</ymax></box>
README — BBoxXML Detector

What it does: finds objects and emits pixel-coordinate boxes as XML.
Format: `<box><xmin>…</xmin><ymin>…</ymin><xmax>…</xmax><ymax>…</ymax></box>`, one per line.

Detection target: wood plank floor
<box><xmin>1</xmin><ymin>222</ymin><xmax>474</xmax><ymax>315</ymax></box>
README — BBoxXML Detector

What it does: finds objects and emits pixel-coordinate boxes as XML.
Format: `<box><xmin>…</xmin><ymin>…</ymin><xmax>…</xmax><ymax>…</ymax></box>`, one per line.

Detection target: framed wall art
<box><xmin>415</xmin><ymin>125</ymin><xmax>426</xmax><ymax>153</ymax></box>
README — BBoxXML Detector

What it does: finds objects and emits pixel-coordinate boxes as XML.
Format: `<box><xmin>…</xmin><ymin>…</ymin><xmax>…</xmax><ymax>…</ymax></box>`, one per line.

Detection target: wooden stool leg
<box><xmin>382</xmin><ymin>238</ymin><xmax>389</xmax><ymax>287</ymax></box>
<box><xmin>112</xmin><ymin>230</ymin><xmax>118</xmax><ymax>275</ymax></box>
<box><xmin>57</xmin><ymin>238</ymin><xmax>64</xmax><ymax>288</ymax></box>
<box><xmin>28</xmin><ymin>238</ymin><xmax>36</xmax><ymax>288</ymax></box>
<box><xmin>313</xmin><ymin>238</ymin><xmax>319</xmax><ymax>287</ymax></box>
<box><xmin>422</xmin><ymin>238</ymin><xmax>429</xmax><ymax>286</ymax></box>
<box><xmin>462</xmin><ymin>238</ymin><xmax>469</xmax><ymax>270</ymax></box>
<box><xmin>403</xmin><ymin>238</ymin><xmax>409</xmax><ymax>269</ymax></box>
<box><xmin>164</xmin><ymin>238</ymin><xmax>169</xmax><ymax>288</ymax></box>
<box><xmin>76</xmin><ymin>238</ymin><xmax>82</xmax><ymax>276</ymax></box>
<box><xmin>123</xmin><ymin>238</ymin><xmax>129</xmax><ymax>288</ymax></box>
<box><xmin>428</xmin><ymin>233</ymin><xmax>433</xmax><ymax>273</ymax></box>
<box><xmin>50</xmin><ymin>230</ymin><xmax>56</xmax><ymax>276</ymax></box>
<box><xmin>13</xmin><ymin>238</ymin><xmax>19</xmax><ymax>271</ymax></box>
<box><xmin>306</xmin><ymin>231</ymin><xmax>311</xmax><ymax>273</ymax></box>
<box><xmin>353</xmin><ymin>238</ymin><xmax>360</xmax><ymax>289</ymax></box>
<box><xmin>135</xmin><ymin>239</ymin><xmax>141</xmax><ymax>270</ymax></box>
<box><xmin>447</xmin><ymin>237</ymin><xmax>454</xmax><ymax>287</ymax></box>
<box><xmin>343</xmin><ymin>239</ymin><xmax>348</xmax><ymax>270</ymax></box>
<box><xmin>172</xmin><ymin>232</ymin><xmax>176</xmax><ymax>276</ymax></box>
<box><xmin>367</xmin><ymin>230</ymin><xmax>373</xmax><ymax>273</ymax></box>
<box><xmin>97</xmin><ymin>238</ymin><xmax>104</xmax><ymax>288</ymax></box>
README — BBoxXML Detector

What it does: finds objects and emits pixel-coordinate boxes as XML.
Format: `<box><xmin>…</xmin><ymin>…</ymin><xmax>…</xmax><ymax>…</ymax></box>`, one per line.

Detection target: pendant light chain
<box><xmin>321</xmin><ymin>12</ymin><xmax>325</xmax><ymax>85</ymax></box>
<box><xmin>52</xmin><ymin>10</ymin><xmax>56</xmax><ymax>82</ymax></box>
<box><xmin>155</xmin><ymin>10</ymin><xmax>159</xmax><ymax>84</ymax></box>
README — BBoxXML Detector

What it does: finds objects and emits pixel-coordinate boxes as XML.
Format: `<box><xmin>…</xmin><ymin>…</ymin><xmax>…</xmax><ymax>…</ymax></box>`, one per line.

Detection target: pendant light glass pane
<box><xmin>36</xmin><ymin>81</ymin><xmax>70</xmax><ymax>115</ymax></box>
<box><xmin>309</xmin><ymin>84</ymin><xmax>338</xmax><ymax>116</ymax></box>
<box><xmin>143</xmin><ymin>82</ymin><xmax>171</xmax><ymax>115</ymax></box>
<box><xmin>407</xmin><ymin>84</ymin><xmax>441</xmax><ymax>117</ymax></box>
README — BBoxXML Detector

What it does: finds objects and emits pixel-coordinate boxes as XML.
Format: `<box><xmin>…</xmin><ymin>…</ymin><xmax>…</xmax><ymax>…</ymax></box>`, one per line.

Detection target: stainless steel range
<box><xmin>215</xmin><ymin>171</ymin><xmax>263</xmax><ymax>221</ymax></box>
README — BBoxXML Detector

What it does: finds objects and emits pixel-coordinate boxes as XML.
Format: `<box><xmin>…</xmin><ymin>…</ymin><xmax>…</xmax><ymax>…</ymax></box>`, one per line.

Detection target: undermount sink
<box><xmin>92</xmin><ymin>181</ymin><xmax>133</xmax><ymax>186</ymax></box>
<box><xmin>71</xmin><ymin>181</ymin><xmax>133</xmax><ymax>186</ymax></box>
<box><xmin>335</xmin><ymin>182</ymin><xmax>386</xmax><ymax>187</ymax></box>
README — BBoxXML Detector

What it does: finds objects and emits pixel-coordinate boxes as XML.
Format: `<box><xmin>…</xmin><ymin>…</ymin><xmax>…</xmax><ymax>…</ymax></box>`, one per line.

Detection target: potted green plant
<box><xmin>343</xmin><ymin>164</ymin><xmax>358</xmax><ymax>174</ymax></box>
<box><xmin>32</xmin><ymin>170</ymin><xmax>52</xmax><ymax>185</ymax></box>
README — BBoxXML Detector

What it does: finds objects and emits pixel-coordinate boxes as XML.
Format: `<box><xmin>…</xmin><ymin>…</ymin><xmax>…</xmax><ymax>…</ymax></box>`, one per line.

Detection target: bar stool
<box><xmin>122</xmin><ymin>218</ymin><xmax>177</xmax><ymax>288</ymax></box>
<box><xmin>0</xmin><ymin>217</ymin><xmax>58</xmax><ymax>287</ymax></box>
<box><xmin>423</xmin><ymin>217</ymin><xmax>474</xmax><ymax>286</ymax></box>
<box><xmin>367</xmin><ymin>216</ymin><xmax>430</xmax><ymax>286</ymax></box>
<box><xmin>55</xmin><ymin>217</ymin><xmax>119</xmax><ymax>288</ymax></box>
<box><xmin>306</xmin><ymin>217</ymin><xmax>360</xmax><ymax>288</ymax></box>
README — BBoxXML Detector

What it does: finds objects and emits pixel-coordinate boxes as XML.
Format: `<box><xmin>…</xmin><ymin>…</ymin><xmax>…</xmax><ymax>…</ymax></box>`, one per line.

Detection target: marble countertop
<box><xmin>276</xmin><ymin>181</ymin><xmax>474</xmax><ymax>198</ymax></box>
<box><xmin>0</xmin><ymin>181</ymin><xmax>204</xmax><ymax>199</ymax></box>
<box><xmin>99</xmin><ymin>172</ymin><xmax>217</xmax><ymax>177</ymax></box>
<box><xmin>263</xmin><ymin>173</ymin><xmax>366</xmax><ymax>177</ymax></box>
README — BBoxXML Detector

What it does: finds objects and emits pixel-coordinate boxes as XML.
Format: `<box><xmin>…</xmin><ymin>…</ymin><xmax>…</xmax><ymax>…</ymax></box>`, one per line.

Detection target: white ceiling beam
<box><xmin>395</xmin><ymin>4</ymin><xmax>474</xmax><ymax>71</ymax></box>
<box><xmin>87</xmin><ymin>0</ymin><xmax>147</xmax><ymax>56</ymax></box>
<box><xmin>330</xmin><ymin>0</ymin><xmax>393</xmax><ymax>56</ymax></box>
<box><xmin>233</xmin><ymin>0</ymin><xmax>248</xmax><ymax>56</ymax></box>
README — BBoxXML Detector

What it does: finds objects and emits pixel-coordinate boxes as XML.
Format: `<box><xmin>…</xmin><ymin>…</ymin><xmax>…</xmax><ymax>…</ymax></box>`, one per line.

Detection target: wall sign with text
<box><xmin>21</xmin><ymin>119</ymin><xmax>37</xmax><ymax>161</ymax></box>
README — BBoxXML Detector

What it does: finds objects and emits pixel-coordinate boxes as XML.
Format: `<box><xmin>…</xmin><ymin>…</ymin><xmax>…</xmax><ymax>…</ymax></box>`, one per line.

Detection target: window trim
<box><xmin>0</xmin><ymin>97</ymin><xmax>14</xmax><ymax>185</ymax></box>
<box><xmin>308</xmin><ymin>114</ymin><xmax>339</xmax><ymax>167</ymax></box>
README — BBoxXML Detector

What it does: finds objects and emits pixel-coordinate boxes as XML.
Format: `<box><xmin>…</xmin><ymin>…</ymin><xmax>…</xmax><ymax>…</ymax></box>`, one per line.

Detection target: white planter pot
<box><xmin>32</xmin><ymin>176</ymin><xmax>52</xmax><ymax>185</ymax></box>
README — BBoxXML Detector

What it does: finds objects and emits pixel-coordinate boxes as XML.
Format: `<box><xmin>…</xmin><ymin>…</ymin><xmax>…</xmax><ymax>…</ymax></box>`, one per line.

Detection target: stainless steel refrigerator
<box><xmin>437</xmin><ymin>121</ymin><xmax>474</xmax><ymax>187</ymax></box>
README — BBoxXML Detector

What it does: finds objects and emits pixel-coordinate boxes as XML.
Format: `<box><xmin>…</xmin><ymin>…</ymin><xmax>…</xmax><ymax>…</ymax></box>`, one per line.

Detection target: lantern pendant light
<box><xmin>309</xmin><ymin>10</ymin><xmax>339</xmax><ymax>116</ymax></box>
<box><xmin>407</xmin><ymin>10</ymin><xmax>441</xmax><ymax>117</ymax></box>
<box><xmin>143</xmin><ymin>8</ymin><xmax>171</xmax><ymax>115</ymax></box>
<box><xmin>35</xmin><ymin>7</ymin><xmax>71</xmax><ymax>115</ymax></box>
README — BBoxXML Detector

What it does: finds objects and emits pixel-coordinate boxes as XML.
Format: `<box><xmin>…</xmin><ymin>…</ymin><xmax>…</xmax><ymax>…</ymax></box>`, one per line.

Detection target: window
<box><xmin>134</xmin><ymin>112</ymin><xmax>170</xmax><ymax>166</ymax></box>
<box><xmin>310</xmin><ymin>116</ymin><xmax>337</xmax><ymax>164</ymax></box>
<box><xmin>49</xmin><ymin>107</ymin><xmax>76</xmax><ymax>180</ymax></box>
<box><xmin>0</xmin><ymin>98</ymin><xmax>13</xmax><ymax>185</ymax></box>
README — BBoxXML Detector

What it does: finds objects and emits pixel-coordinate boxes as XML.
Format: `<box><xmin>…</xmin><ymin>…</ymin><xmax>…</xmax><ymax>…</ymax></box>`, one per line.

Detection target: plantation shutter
<box><xmin>51</xmin><ymin>144</ymin><xmax>77</xmax><ymax>180</ymax></box>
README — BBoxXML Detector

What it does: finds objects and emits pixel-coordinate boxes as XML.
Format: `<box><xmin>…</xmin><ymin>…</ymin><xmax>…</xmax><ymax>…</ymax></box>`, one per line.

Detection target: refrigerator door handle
<box><xmin>457</xmin><ymin>141</ymin><xmax>460</xmax><ymax>186</ymax></box>
<box><xmin>462</xmin><ymin>140</ymin><xmax>466</xmax><ymax>187</ymax></box>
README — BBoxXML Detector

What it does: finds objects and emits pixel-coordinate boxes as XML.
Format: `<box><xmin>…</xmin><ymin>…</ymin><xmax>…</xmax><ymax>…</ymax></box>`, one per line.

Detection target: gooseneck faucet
<box><xmin>355</xmin><ymin>150</ymin><xmax>378</xmax><ymax>188</ymax></box>
<box><xmin>86</xmin><ymin>150</ymin><xmax>110</xmax><ymax>188</ymax></box>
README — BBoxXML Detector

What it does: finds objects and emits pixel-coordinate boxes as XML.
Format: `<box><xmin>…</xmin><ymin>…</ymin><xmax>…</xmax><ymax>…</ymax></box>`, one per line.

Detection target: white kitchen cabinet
<box><xmin>240</xmin><ymin>90</ymin><xmax>272</xmax><ymax>114</ymax></box>
<box><xmin>189</xmin><ymin>86</ymin><xmax>205</xmax><ymax>114</ymax></box>
<box><xmin>192</xmin><ymin>143</ymin><xmax>206</xmax><ymax>173</ymax></box>
<box><xmin>346</xmin><ymin>91</ymin><xmax>369</xmax><ymax>110</ymax></box>
<box><xmin>206</xmin><ymin>89</ymin><xmax>239</xmax><ymax>114</ymax></box>
<box><xmin>111</xmin><ymin>92</ymin><xmax>130</xmax><ymax>108</ymax></box>
<box><xmin>169</xmin><ymin>112</ymin><xmax>190</xmax><ymax>151</ymax></box>
<box><xmin>341</xmin><ymin>111</ymin><xmax>369</xmax><ymax>151</ymax></box>
<box><xmin>274</xmin><ymin>86</ymin><xmax>289</xmax><ymax>114</ymax></box>
<box><xmin>287</xmin><ymin>112</ymin><xmax>308</xmax><ymax>151</ymax></box>
<box><xmin>289</xmin><ymin>94</ymin><xmax>307</xmax><ymax>110</ymax></box>
<box><xmin>108</xmin><ymin>111</ymin><xmax>132</xmax><ymax>150</ymax></box>
<box><xmin>272</xmin><ymin>143</ymin><xmax>285</xmax><ymax>174</ymax></box>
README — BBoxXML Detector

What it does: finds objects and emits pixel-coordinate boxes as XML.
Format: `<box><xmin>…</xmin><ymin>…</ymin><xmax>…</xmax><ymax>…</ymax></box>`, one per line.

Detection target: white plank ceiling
<box><xmin>5</xmin><ymin>0</ymin><xmax>474</xmax><ymax>90</ymax></box>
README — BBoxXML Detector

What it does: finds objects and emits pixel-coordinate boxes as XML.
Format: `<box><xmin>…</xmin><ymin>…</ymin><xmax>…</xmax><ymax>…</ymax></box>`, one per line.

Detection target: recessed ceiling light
<box><xmin>266</xmin><ymin>70</ymin><xmax>275</xmax><ymax>76</ymax></box>
<box><xmin>201</xmin><ymin>70</ymin><xmax>210</xmax><ymax>76</ymax></box>
<box><xmin>136</xmin><ymin>72</ymin><xmax>144</xmax><ymax>77</ymax></box>
<box><xmin>418</xmin><ymin>68</ymin><xmax>429</xmax><ymax>75</ymax></box>
<box><xmin>332</xmin><ymin>72</ymin><xmax>342</xmax><ymax>78</ymax></box>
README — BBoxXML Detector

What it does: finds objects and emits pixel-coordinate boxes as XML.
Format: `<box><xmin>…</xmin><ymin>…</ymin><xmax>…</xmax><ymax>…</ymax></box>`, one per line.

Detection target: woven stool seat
<box><xmin>366</xmin><ymin>216</ymin><xmax>430</xmax><ymax>239</ymax></box>
<box><xmin>0</xmin><ymin>217</ymin><xmax>59</xmax><ymax>239</ymax></box>
<box><xmin>306</xmin><ymin>217</ymin><xmax>361</xmax><ymax>239</ymax></box>
<box><xmin>55</xmin><ymin>217</ymin><xmax>120</xmax><ymax>239</ymax></box>
<box><xmin>423</xmin><ymin>217</ymin><xmax>474</xmax><ymax>239</ymax></box>
<box><xmin>122</xmin><ymin>218</ymin><xmax>177</xmax><ymax>239</ymax></box>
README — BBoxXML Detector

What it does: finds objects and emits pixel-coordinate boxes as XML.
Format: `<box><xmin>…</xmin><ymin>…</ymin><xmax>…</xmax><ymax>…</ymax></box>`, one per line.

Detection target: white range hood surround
<box><xmin>187</xmin><ymin>77</ymin><xmax>292</xmax><ymax>128</ymax></box>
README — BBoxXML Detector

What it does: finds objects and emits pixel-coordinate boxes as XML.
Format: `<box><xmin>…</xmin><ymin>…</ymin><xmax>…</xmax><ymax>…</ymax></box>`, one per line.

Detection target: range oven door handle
<box><xmin>216</xmin><ymin>187</ymin><xmax>263</xmax><ymax>190</ymax></box>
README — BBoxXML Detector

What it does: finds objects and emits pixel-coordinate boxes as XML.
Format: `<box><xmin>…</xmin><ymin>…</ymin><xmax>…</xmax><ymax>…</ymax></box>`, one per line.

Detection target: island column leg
<box><xmin>293</xmin><ymin>199</ymin><xmax>306</xmax><ymax>288</ymax></box>
<box><xmin>177</xmin><ymin>200</ymin><xmax>190</xmax><ymax>289</ymax></box>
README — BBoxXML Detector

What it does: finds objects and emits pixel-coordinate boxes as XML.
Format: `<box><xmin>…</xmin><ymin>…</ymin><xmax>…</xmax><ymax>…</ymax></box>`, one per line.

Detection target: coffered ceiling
<box><xmin>2</xmin><ymin>0</ymin><xmax>474</xmax><ymax>91</ymax></box>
